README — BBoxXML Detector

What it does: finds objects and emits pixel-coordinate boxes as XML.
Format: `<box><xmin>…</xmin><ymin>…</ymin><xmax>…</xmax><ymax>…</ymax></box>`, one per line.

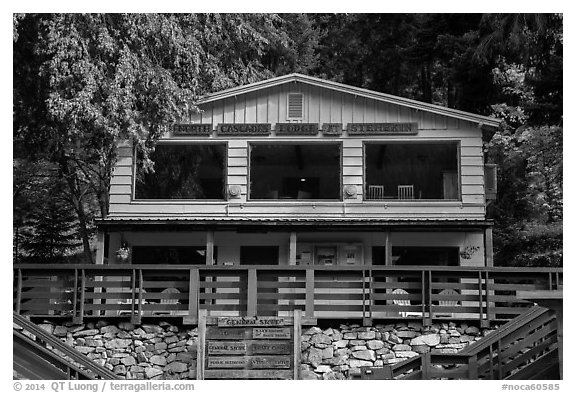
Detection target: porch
<box><xmin>14</xmin><ymin>264</ymin><xmax>562</xmax><ymax>327</ymax></box>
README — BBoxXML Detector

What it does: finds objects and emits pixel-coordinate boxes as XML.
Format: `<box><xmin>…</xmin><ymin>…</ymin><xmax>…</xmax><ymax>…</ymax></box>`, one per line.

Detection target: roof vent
<box><xmin>287</xmin><ymin>93</ymin><xmax>304</xmax><ymax>119</ymax></box>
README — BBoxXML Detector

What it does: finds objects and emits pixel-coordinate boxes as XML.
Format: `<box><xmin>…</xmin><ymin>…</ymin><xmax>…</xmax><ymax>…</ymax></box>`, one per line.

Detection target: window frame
<box><xmin>247</xmin><ymin>140</ymin><xmax>344</xmax><ymax>202</ymax></box>
<box><xmin>132</xmin><ymin>140</ymin><xmax>229</xmax><ymax>202</ymax></box>
<box><xmin>362</xmin><ymin>140</ymin><xmax>462</xmax><ymax>202</ymax></box>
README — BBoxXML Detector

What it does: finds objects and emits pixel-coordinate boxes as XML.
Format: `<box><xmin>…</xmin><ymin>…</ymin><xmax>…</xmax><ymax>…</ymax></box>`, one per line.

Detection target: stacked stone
<box><xmin>299</xmin><ymin>321</ymin><xmax>492</xmax><ymax>380</ymax></box>
<box><xmin>39</xmin><ymin>320</ymin><xmax>198</xmax><ymax>380</ymax></box>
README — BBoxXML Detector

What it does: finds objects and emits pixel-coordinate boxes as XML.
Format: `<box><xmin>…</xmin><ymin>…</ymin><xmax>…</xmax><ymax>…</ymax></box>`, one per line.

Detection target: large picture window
<box><xmin>249</xmin><ymin>143</ymin><xmax>341</xmax><ymax>200</ymax></box>
<box><xmin>365</xmin><ymin>142</ymin><xmax>459</xmax><ymax>200</ymax></box>
<box><xmin>135</xmin><ymin>144</ymin><xmax>226</xmax><ymax>199</ymax></box>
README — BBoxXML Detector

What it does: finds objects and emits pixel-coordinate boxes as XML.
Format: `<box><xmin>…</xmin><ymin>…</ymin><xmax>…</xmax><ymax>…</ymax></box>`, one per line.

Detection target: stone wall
<box><xmin>36</xmin><ymin>320</ymin><xmax>197</xmax><ymax>380</ymax></box>
<box><xmin>300</xmin><ymin>321</ymin><xmax>496</xmax><ymax>380</ymax></box>
<box><xmin>35</xmin><ymin>319</ymin><xmax>495</xmax><ymax>380</ymax></box>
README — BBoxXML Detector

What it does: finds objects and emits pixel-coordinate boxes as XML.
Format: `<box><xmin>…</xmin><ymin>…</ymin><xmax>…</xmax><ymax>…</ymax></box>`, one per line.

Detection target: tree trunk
<box><xmin>60</xmin><ymin>157</ymin><xmax>94</xmax><ymax>264</ymax></box>
<box><xmin>421</xmin><ymin>63</ymin><xmax>432</xmax><ymax>103</ymax></box>
<box><xmin>76</xmin><ymin>200</ymin><xmax>94</xmax><ymax>264</ymax></box>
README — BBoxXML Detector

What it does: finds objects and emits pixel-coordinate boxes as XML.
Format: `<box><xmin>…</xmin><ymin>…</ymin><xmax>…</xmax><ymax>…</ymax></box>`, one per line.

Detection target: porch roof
<box><xmin>97</xmin><ymin>217</ymin><xmax>493</xmax><ymax>232</ymax></box>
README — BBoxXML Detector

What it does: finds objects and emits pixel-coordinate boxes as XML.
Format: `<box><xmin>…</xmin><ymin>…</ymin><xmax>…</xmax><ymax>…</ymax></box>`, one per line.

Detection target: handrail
<box><xmin>13</xmin><ymin>263</ymin><xmax>563</xmax><ymax>273</ymax></box>
<box><xmin>13</xmin><ymin>313</ymin><xmax>118</xmax><ymax>380</ymax></box>
<box><xmin>14</xmin><ymin>264</ymin><xmax>562</xmax><ymax>325</ymax></box>
<box><xmin>14</xmin><ymin>329</ymin><xmax>90</xmax><ymax>379</ymax></box>
<box><xmin>382</xmin><ymin>305</ymin><xmax>558</xmax><ymax>380</ymax></box>
<box><xmin>459</xmin><ymin>306</ymin><xmax>549</xmax><ymax>355</ymax></box>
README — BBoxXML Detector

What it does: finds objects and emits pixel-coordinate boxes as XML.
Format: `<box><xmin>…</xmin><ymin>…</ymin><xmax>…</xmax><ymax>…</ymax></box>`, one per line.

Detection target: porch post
<box><xmin>95</xmin><ymin>229</ymin><xmax>106</xmax><ymax>265</ymax></box>
<box><xmin>385</xmin><ymin>230</ymin><xmax>392</xmax><ymax>266</ymax></box>
<box><xmin>384</xmin><ymin>230</ymin><xmax>394</xmax><ymax>318</ymax></box>
<box><xmin>206</xmin><ymin>231</ymin><xmax>215</xmax><ymax>265</ymax></box>
<box><xmin>484</xmin><ymin>226</ymin><xmax>494</xmax><ymax>267</ymax></box>
<box><xmin>247</xmin><ymin>269</ymin><xmax>258</xmax><ymax>317</ymax></box>
<box><xmin>289</xmin><ymin>232</ymin><xmax>297</xmax><ymax>265</ymax></box>
<box><xmin>93</xmin><ymin>229</ymin><xmax>105</xmax><ymax>316</ymax></box>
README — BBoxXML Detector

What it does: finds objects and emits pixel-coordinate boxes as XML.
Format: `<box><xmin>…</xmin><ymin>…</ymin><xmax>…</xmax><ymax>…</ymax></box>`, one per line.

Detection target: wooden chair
<box><xmin>367</xmin><ymin>185</ymin><xmax>385</xmax><ymax>200</ymax></box>
<box><xmin>397</xmin><ymin>185</ymin><xmax>414</xmax><ymax>199</ymax></box>
<box><xmin>118</xmin><ymin>289</ymin><xmax>146</xmax><ymax>316</ymax></box>
<box><xmin>435</xmin><ymin>288</ymin><xmax>459</xmax><ymax>318</ymax></box>
<box><xmin>392</xmin><ymin>288</ymin><xmax>421</xmax><ymax>317</ymax></box>
<box><xmin>158</xmin><ymin>287</ymin><xmax>182</xmax><ymax>316</ymax></box>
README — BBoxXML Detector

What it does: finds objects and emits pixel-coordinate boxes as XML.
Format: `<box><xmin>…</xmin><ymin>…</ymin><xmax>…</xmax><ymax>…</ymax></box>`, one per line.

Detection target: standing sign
<box><xmin>197</xmin><ymin>312</ymin><xmax>301</xmax><ymax>380</ymax></box>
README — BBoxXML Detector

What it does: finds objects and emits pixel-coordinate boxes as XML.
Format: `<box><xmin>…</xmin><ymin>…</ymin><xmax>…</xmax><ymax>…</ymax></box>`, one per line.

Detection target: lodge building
<box><xmin>14</xmin><ymin>74</ymin><xmax>563</xmax><ymax>380</ymax></box>
<box><xmin>95</xmin><ymin>73</ymin><xmax>503</xmax><ymax>322</ymax></box>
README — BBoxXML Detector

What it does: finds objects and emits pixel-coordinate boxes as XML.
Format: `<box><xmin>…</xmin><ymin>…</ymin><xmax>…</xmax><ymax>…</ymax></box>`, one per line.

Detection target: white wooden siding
<box><xmin>107</xmin><ymin>84</ymin><xmax>488</xmax><ymax>219</ymax></box>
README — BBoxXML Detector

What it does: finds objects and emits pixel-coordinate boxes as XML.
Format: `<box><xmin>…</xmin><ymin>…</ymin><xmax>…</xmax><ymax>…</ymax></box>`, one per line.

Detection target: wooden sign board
<box><xmin>347</xmin><ymin>122</ymin><xmax>418</xmax><ymax>135</ymax></box>
<box><xmin>173</xmin><ymin>123</ymin><xmax>213</xmax><ymax>136</ymax></box>
<box><xmin>207</xmin><ymin>341</ymin><xmax>247</xmax><ymax>355</ymax></box>
<box><xmin>208</xmin><ymin>355</ymin><xmax>291</xmax><ymax>370</ymax></box>
<box><xmin>197</xmin><ymin>310</ymin><xmax>301</xmax><ymax>380</ymax></box>
<box><xmin>253</xmin><ymin>327</ymin><xmax>291</xmax><ymax>339</ymax></box>
<box><xmin>322</xmin><ymin>123</ymin><xmax>343</xmax><ymax>136</ymax></box>
<box><xmin>216</xmin><ymin>123</ymin><xmax>271</xmax><ymax>136</ymax></box>
<box><xmin>275</xmin><ymin>123</ymin><xmax>319</xmax><ymax>135</ymax></box>
<box><xmin>217</xmin><ymin>316</ymin><xmax>287</xmax><ymax>327</ymax></box>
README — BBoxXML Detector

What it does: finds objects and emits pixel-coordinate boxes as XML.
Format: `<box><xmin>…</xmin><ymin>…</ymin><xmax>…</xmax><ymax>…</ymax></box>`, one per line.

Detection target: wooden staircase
<box><xmin>13</xmin><ymin>313</ymin><xmax>118</xmax><ymax>380</ymax></box>
<box><xmin>367</xmin><ymin>306</ymin><xmax>560</xmax><ymax>380</ymax></box>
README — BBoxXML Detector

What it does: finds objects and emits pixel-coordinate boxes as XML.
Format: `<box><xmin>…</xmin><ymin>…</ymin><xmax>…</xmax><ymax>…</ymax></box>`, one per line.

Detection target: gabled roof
<box><xmin>196</xmin><ymin>73</ymin><xmax>501</xmax><ymax>129</ymax></box>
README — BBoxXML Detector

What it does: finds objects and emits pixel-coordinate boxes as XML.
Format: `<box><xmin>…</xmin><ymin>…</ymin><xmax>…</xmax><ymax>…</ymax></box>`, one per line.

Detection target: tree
<box><xmin>14</xmin><ymin>13</ymin><xmax>319</xmax><ymax>263</ymax></box>
<box><xmin>14</xmin><ymin>159</ymin><xmax>83</xmax><ymax>263</ymax></box>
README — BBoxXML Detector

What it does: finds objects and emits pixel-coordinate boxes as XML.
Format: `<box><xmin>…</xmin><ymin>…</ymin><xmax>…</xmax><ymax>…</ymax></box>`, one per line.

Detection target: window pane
<box><xmin>365</xmin><ymin>143</ymin><xmax>458</xmax><ymax>200</ymax></box>
<box><xmin>250</xmin><ymin>144</ymin><xmax>341</xmax><ymax>200</ymax></box>
<box><xmin>135</xmin><ymin>144</ymin><xmax>226</xmax><ymax>199</ymax></box>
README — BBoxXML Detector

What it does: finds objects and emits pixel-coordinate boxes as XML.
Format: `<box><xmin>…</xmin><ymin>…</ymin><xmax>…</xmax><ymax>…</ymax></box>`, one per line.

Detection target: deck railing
<box><xmin>376</xmin><ymin>306</ymin><xmax>559</xmax><ymax>380</ymax></box>
<box><xmin>13</xmin><ymin>264</ymin><xmax>562</xmax><ymax>325</ymax></box>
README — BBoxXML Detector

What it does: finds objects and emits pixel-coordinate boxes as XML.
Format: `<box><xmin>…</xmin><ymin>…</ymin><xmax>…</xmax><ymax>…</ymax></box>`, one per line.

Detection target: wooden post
<box><xmin>15</xmin><ymin>269</ymin><xmax>22</xmax><ymax>314</ymax></box>
<box><xmin>77</xmin><ymin>269</ymin><xmax>86</xmax><ymax>324</ymax></box>
<box><xmin>95</xmin><ymin>229</ymin><xmax>106</xmax><ymax>265</ymax></box>
<box><xmin>196</xmin><ymin>309</ymin><xmax>207</xmax><ymax>380</ymax></box>
<box><xmin>206</xmin><ymin>231</ymin><xmax>214</xmax><ymax>265</ymax></box>
<box><xmin>384</xmin><ymin>230</ymin><xmax>392</xmax><ymax>266</ymax></box>
<box><xmin>133</xmin><ymin>269</ymin><xmax>143</xmax><ymax>325</ymax></box>
<box><xmin>483</xmin><ymin>271</ymin><xmax>491</xmax><ymax>328</ymax></box>
<box><xmin>72</xmin><ymin>269</ymin><xmax>79</xmax><ymax>323</ymax></box>
<box><xmin>289</xmin><ymin>232</ymin><xmax>297</xmax><ymax>265</ymax></box>
<box><xmin>305</xmin><ymin>269</ymin><xmax>315</xmax><ymax>319</ymax></box>
<box><xmin>484</xmin><ymin>227</ymin><xmax>494</xmax><ymax>267</ymax></box>
<box><xmin>247</xmin><ymin>268</ymin><xmax>257</xmax><ymax>317</ymax></box>
<box><xmin>424</xmin><ymin>270</ymin><xmax>432</xmax><ymax>325</ymax></box>
<box><xmin>185</xmin><ymin>269</ymin><xmax>200</xmax><ymax>325</ymax></box>
<box><xmin>363</xmin><ymin>268</ymin><xmax>372</xmax><ymax>326</ymax></box>
<box><xmin>467</xmin><ymin>353</ymin><xmax>478</xmax><ymax>379</ymax></box>
<box><xmin>92</xmin><ymin>230</ymin><xmax>105</xmax><ymax>316</ymax></box>
<box><xmin>421</xmin><ymin>352</ymin><xmax>431</xmax><ymax>379</ymax></box>
<box><xmin>293</xmin><ymin>309</ymin><xmax>302</xmax><ymax>380</ymax></box>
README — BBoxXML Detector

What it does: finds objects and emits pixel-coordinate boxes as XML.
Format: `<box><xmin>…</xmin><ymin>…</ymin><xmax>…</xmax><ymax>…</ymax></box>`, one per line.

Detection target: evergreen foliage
<box><xmin>13</xmin><ymin>13</ymin><xmax>562</xmax><ymax>266</ymax></box>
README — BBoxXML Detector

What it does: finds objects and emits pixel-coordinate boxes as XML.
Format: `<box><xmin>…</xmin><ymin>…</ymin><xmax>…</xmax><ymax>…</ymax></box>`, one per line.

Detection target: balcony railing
<box><xmin>13</xmin><ymin>264</ymin><xmax>562</xmax><ymax>326</ymax></box>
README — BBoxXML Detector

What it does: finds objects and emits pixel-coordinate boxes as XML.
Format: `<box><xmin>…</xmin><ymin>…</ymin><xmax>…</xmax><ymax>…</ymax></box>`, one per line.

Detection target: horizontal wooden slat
<box><xmin>314</xmin><ymin>293</ymin><xmax>365</xmax><ymax>301</ymax></box>
<box><xmin>258</xmin><ymin>282</ymin><xmax>306</xmax><ymax>289</ymax></box>
<box><xmin>314</xmin><ymin>281</ymin><xmax>365</xmax><ymax>289</ymax></box>
<box><xmin>20</xmin><ymin>304</ymin><xmax>72</xmax><ymax>311</ymax></box>
<box><xmin>200</xmin><ymin>282</ymin><xmax>243</xmax><ymax>289</ymax></box>
<box><xmin>200</xmin><ymin>293</ymin><xmax>242</xmax><ymax>300</ymax></box>
<box><xmin>199</xmin><ymin>304</ymin><xmax>245</xmax><ymax>311</ymax></box>
<box><xmin>314</xmin><ymin>304</ymin><xmax>364</xmax><ymax>311</ymax></box>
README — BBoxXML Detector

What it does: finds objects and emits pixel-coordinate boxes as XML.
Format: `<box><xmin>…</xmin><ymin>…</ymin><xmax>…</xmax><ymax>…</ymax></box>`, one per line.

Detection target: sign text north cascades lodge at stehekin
<box><xmin>172</xmin><ymin>122</ymin><xmax>418</xmax><ymax>136</ymax></box>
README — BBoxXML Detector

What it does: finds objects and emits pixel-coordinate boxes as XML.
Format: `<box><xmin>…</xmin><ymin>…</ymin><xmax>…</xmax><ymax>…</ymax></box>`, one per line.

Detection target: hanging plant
<box><xmin>115</xmin><ymin>242</ymin><xmax>130</xmax><ymax>262</ymax></box>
